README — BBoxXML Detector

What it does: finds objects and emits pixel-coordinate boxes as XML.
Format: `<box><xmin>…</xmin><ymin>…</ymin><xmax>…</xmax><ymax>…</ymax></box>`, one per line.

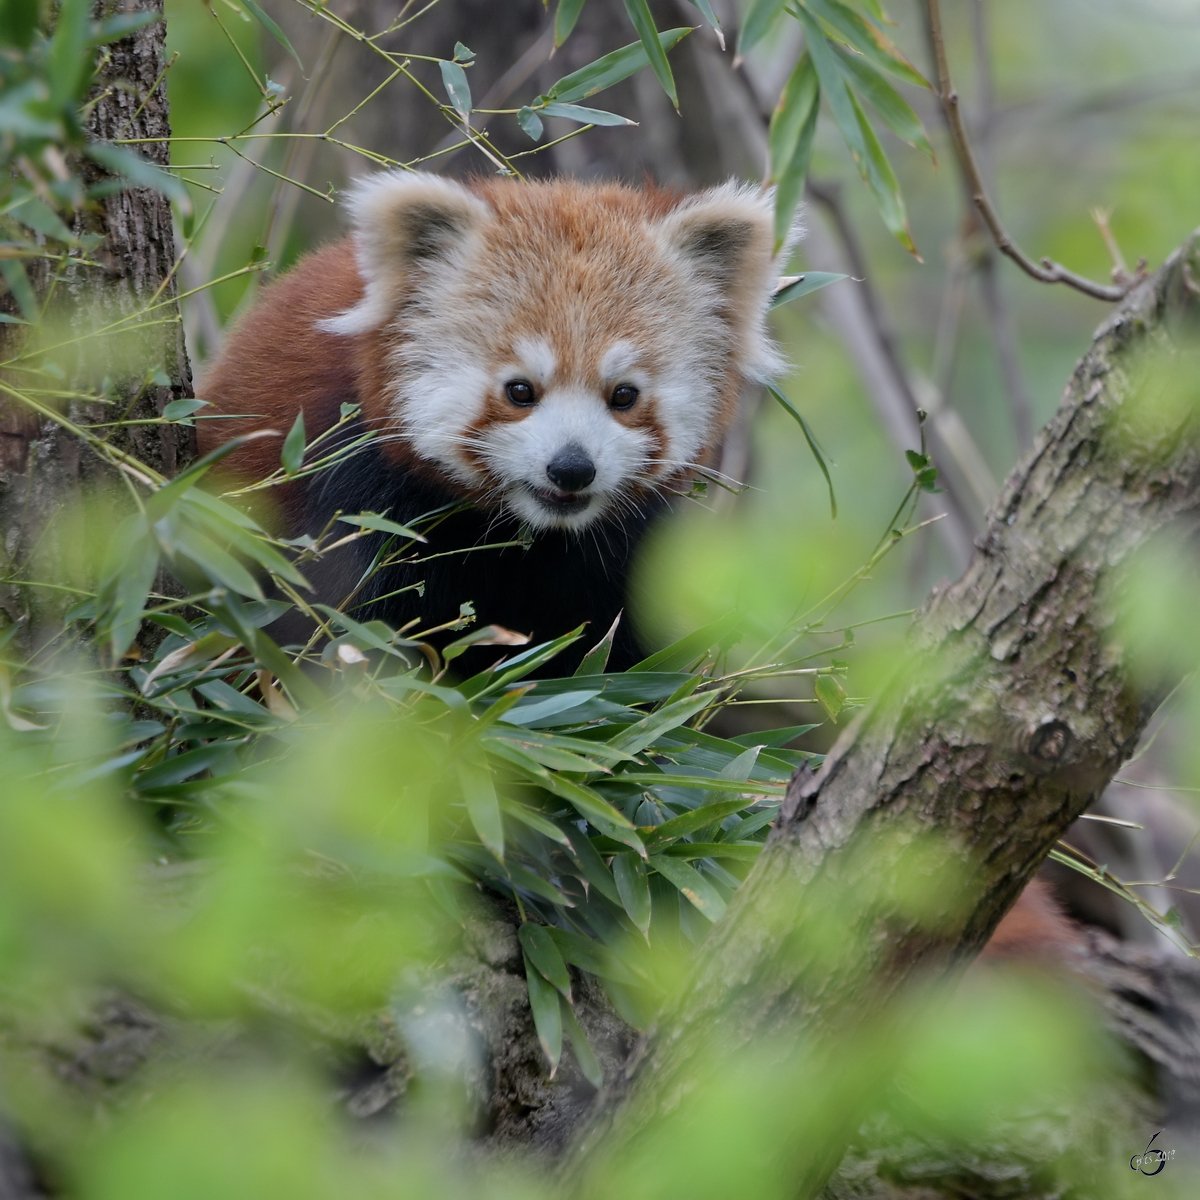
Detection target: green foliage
<box><xmin>758</xmin><ymin>0</ymin><xmax>931</xmax><ymax>254</ymax></box>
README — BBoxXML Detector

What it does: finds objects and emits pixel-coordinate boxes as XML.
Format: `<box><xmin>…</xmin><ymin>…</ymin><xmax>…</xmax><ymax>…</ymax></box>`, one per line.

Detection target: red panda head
<box><xmin>322</xmin><ymin>172</ymin><xmax>796</xmax><ymax>531</ymax></box>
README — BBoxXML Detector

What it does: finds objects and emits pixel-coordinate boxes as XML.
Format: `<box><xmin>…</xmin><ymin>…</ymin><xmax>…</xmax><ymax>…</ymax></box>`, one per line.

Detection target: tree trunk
<box><xmin>564</xmin><ymin>233</ymin><xmax>1200</xmax><ymax>1194</ymax></box>
<box><xmin>0</xmin><ymin>5</ymin><xmax>190</xmax><ymax>1194</ymax></box>
<box><xmin>0</xmin><ymin>0</ymin><xmax>192</xmax><ymax>651</ymax></box>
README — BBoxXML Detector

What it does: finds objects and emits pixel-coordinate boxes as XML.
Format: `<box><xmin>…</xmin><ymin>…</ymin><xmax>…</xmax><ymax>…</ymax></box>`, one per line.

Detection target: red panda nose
<box><xmin>546</xmin><ymin>444</ymin><xmax>596</xmax><ymax>492</ymax></box>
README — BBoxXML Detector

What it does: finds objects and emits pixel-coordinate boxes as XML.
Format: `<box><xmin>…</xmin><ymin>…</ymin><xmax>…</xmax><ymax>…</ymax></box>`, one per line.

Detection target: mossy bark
<box><xmin>0</xmin><ymin>0</ymin><xmax>192</xmax><ymax>650</ymax></box>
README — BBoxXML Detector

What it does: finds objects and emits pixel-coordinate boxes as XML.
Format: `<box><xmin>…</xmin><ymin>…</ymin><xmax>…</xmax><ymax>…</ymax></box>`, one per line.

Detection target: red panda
<box><xmin>199</xmin><ymin>173</ymin><xmax>793</xmax><ymax>668</ymax></box>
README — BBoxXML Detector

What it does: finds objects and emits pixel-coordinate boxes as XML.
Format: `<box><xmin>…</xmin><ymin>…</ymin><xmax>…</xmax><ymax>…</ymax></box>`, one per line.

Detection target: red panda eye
<box><xmin>610</xmin><ymin>385</ymin><xmax>639</xmax><ymax>410</ymax></box>
<box><xmin>505</xmin><ymin>379</ymin><xmax>537</xmax><ymax>407</ymax></box>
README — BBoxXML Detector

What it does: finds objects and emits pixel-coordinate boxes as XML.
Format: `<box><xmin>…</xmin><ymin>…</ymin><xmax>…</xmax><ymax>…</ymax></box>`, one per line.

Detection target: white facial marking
<box><xmin>599</xmin><ymin>340</ymin><xmax>639</xmax><ymax>381</ymax></box>
<box><xmin>512</xmin><ymin>337</ymin><xmax>556</xmax><ymax>387</ymax></box>
<box><xmin>396</xmin><ymin>356</ymin><xmax>492</xmax><ymax>488</ymax></box>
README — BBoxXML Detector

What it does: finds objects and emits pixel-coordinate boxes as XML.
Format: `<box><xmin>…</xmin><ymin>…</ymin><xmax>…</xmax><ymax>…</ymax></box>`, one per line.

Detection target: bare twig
<box><xmin>925</xmin><ymin>0</ymin><xmax>1139</xmax><ymax>303</ymax></box>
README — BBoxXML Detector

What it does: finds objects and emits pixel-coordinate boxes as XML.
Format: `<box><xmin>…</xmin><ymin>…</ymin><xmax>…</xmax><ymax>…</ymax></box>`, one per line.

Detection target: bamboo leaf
<box><xmin>337</xmin><ymin>512</ymin><xmax>428</xmax><ymax>543</ymax></box>
<box><xmin>46</xmin><ymin>0</ymin><xmax>91</xmax><ymax>105</ymax></box>
<box><xmin>767</xmin><ymin>383</ymin><xmax>838</xmax><ymax>519</ymax></box>
<box><xmin>547</xmin><ymin>776</ymin><xmax>645</xmax><ymax>855</ymax></box>
<box><xmin>848</xmin><ymin>87</ymin><xmax>919</xmax><ymax>256</ymax></box>
<box><xmin>162</xmin><ymin>399</ymin><xmax>208</xmax><ymax>421</ymax></box>
<box><xmin>622</xmin><ymin>0</ymin><xmax>677</xmax><ymax>107</ymax></box>
<box><xmin>439</xmin><ymin>59</ymin><xmax>473</xmax><ymax>118</ymax></box>
<box><xmin>541</xmin><ymin>101</ymin><xmax>636</xmax><ymax>127</ymax></box>
<box><xmin>179</xmin><ymin>495</ymin><xmax>307</xmax><ymax>588</ymax></box>
<box><xmin>281</xmin><ymin>411</ymin><xmax>305</xmax><ymax>475</ymax></box>
<box><xmin>561</xmin><ymin>827</ymin><xmax>622</xmax><ymax>905</ymax></box>
<box><xmin>555</xmin><ymin>0</ymin><xmax>587</xmax><ymax>46</ymax></box>
<box><xmin>499</xmin><ymin>690</ymin><xmax>600</xmax><ymax>727</ymax></box>
<box><xmin>629</xmin><ymin>614</ymin><xmax>738</xmax><ymax>672</ymax></box>
<box><xmin>794</xmin><ymin>9</ymin><xmax>869</xmax><ymax>178</ymax></box>
<box><xmin>612</xmin><ymin>773</ymin><xmax>784</xmax><ymax>794</ymax></box>
<box><xmin>0</xmin><ymin>260</ymin><xmax>37</xmax><ymax>322</ymax></box>
<box><xmin>92</xmin><ymin>11</ymin><xmax>159</xmax><ymax>44</ymax></box>
<box><xmin>607</xmin><ymin>692</ymin><xmax>713</xmax><ymax>755</ymax></box>
<box><xmin>692</xmin><ymin>0</ymin><xmax>725</xmax><ymax>50</ymax></box>
<box><xmin>484</xmin><ymin>735</ymin><xmax>611</xmax><ymax>774</ymax></box>
<box><xmin>97</xmin><ymin>514</ymin><xmax>159</xmax><ymax>662</ymax></box>
<box><xmin>146</xmin><ymin>432</ymin><xmax>278</xmax><ymax>520</ymax></box>
<box><xmin>524</xmin><ymin>953</ymin><xmax>563</xmax><ymax>1072</ymax></box>
<box><xmin>500</xmin><ymin>799</ymin><xmax>572</xmax><ymax>845</ymax></box>
<box><xmin>649</xmin><ymin>854</ymin><xmax>727</xmax><ymax>921</ymax></box>
<box><xmin>660</xmin><ymin>842</ymin><xmax>763</xmax><ymax>861</ymax></box>
<box><xmin>517</xmin><ymin>107</ymin><xmax>543</xmax><ymax>141</ymax></box>
<box><xmin>458</xmin><ymin>759</ymin><xmax>504</xmax><ymax>860</ymax></box>
<box><xmin>575</xmin><ymin>611</ymin><xmax>621</xmax><ymax>676</ymax></box>
<box><xmin>10</xmin><ymin>196</ymin><xmax>75</xmax><ymax>243</ymax></box>
<box><xmin>519</xmin><ymin>923</ymin><xmax>572</xmax><ymax>1000</ymax></box>
<box><xmin>767</xmin><ymin>51</ymin><xmax>819</xmax><ymax>250</ymax></box>
<box><xmin>738</xmin><ymin>0</ymin><xmax>790</xmax><ymax>58</ymax></box>
<box><xmin>613</xmin><ymin>852</ymin><xmax>652</xmax><ymax>935</ymax></box>
<box><xmin>547</xmin><ymin>927</ymin><xmax>638</xmax><ymax>984</ymax></box>
<box><xmin>560</xmin><ymin>996</ymin><xmax>603</xmax><ymax>1088</ymax></box>
<box><xmin>641</xmin><ymin>798</ymin><xmax>752</xmax><ymax>849</ymax></box>
<box><xmin>815</xmin><ymin>673</ymin><xmax>848</xmax><ymax>722</ymax></box>
<box><xmin>443</xmin><ymin>624</ymin><xmax>530</xmax><ymax>663</ymax></box>
<box><xmin>168</xmin><ymin>523</ymin><xmax>264</xmax><ymax>600</ymax></box>
<box><xmin>234</xmin><ymin>620</ymin><xmax>324</xmax><ymax>708</ymax></box>
<box><xmin>832</xmin><ymin>44</ymin><xmax>933</xmax><ymax>158</ymax></box>
<box><xmin>770</xmin><ymin>272</ymin><xmax>848</xmax><ymax>308</ymax></box>
<box><xmin>86</xmin><ymin>143</ymin><xmax>193</xmax><ymax>215</ymax></box>
<box><xmin>543</xmin><ymin>28</ymin><xmax>691</xmax><ymax>104</ymax></box>
<box><xmin>804</xmin><ymin>0</ymin><xmax>928</xmax><ymax>89</ymax></box>
<box><xmin>239</xmin><ymin>0</ymin><xmax>303</xmax><ymax>70</ymax></box>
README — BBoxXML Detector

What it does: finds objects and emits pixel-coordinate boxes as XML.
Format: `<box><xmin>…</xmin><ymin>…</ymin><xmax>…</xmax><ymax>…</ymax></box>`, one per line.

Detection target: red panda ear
<box><xmin>322</xmin><ymin>172</ymin><xmax>489</xmax><ymax>335</ymax></box>
<box><xmin>655</xmin><ymin>183</ymin><xmax>787</xmax><ymax>377</ymax></box>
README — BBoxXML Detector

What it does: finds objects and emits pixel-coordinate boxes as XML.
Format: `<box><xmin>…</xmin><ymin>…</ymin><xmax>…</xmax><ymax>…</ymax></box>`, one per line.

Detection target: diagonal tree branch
<box><xmin>567</xmin><ymin>232</ymin><xmax>1200</xmax><ymax>1196</ymax></box>
<box><xmin>925</xmin><ymin>0</ymin><xmax>1141</xmax><ymax>303</ymax></box>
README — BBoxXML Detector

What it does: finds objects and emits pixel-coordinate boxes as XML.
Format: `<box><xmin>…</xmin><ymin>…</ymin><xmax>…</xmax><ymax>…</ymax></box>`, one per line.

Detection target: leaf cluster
<box><xmin>758</xmin><ymin>0</ymin><xmax>932</xmax><ymax>254</ymax></box>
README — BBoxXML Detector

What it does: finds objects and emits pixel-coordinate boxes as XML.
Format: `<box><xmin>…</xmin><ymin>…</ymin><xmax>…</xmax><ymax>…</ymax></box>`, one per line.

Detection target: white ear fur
<box><xmin>655</xmin><ymin>181</ymin><xmax>800</xmax><ymax>379</ymax></box>
<box><xmin>320</xmin><ymin>170</ymin><xmax>489</xmax><ymax>336</ymax></box>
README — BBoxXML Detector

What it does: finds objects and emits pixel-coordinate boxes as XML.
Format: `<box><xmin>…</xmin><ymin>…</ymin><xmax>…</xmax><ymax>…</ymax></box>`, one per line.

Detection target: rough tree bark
<box><xmin>0</xmin><ymin>0</ymin><xmax>192</xmax><ymax>651</ymax></box>
<box><xmin>564</xmin><ymin>234</ymin><xmax>1200</xmax><ymax>1194</ymax></box>
<box><xmin>0</xmin><ymin>5</ymin><xmax>189</xmax><ymax>1193</ymax></box>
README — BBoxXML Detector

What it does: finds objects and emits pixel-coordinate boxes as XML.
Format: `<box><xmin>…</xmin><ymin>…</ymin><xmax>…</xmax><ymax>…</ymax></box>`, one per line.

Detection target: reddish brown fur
<box><xmin>981</xmin><ymin>879</ymin><xmax>1086</xmax><ymax>962</ymax></box>
<box><xmin>199</xmin><ymin>243</ymin><xmax>363</xmax><ymax>480</ymax></box>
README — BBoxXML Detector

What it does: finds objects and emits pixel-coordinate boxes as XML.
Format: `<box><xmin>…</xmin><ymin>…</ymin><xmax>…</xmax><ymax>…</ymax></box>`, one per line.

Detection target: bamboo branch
<box><xmin>925</xmin><ymin>0</ymin><xmax>1140</xmax><ymax>303</ymax></box>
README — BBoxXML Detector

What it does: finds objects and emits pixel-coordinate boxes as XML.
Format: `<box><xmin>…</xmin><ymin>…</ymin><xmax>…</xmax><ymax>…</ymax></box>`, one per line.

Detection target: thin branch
<box><xmin>925</xmin><ymin>0</ymin><xmax>1138</xmax><ymax>303</ymax></box>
